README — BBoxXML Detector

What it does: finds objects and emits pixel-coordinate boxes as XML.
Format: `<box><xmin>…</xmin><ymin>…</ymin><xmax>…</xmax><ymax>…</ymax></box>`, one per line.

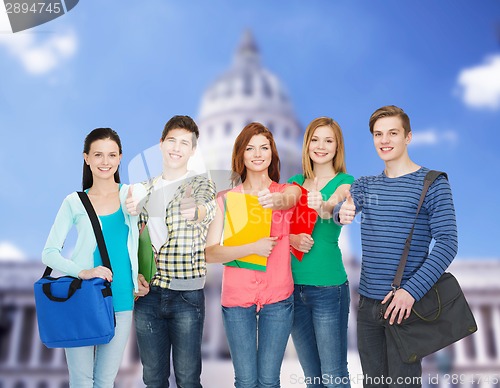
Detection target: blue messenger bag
<box><xmin>34</xmin><ymin>192</ymin><xmax>115</xmax><ymax>348</ymax></box>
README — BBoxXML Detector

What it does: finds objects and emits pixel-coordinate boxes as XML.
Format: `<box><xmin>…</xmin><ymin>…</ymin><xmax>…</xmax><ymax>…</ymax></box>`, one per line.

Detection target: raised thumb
<box><xmin>184</xmin><ymin>185</ymin><xmax>192</xmax><ymax>198</ymax></box>
<box><xmin>313</xmin><ymin>177</ymin><xmax>319</xmax><ymax>192</ymax></box>
<box><xmin>127</xmin><ymin>185</ymin><xmax>134</xmax><ymax>198</ymax></box>
<box><xmin>345</xmin><ymin>190</ymin><xmax>354</xmax><ymax>204</ymax></box>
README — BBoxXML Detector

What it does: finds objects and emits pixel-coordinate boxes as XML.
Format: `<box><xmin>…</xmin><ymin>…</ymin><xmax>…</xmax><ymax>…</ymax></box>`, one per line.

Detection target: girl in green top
<box><xmin>288</xmin><ymin>117</ymin><xmax>354</xmax><ymax>388</ymax></box>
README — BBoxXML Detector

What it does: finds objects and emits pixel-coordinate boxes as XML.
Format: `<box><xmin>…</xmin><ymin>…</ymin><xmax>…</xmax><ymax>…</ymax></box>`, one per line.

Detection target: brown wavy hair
<box><xmin>231</xmin><ymin>122</ymin><xmax>280</xmax><ymax>186</ymax></box>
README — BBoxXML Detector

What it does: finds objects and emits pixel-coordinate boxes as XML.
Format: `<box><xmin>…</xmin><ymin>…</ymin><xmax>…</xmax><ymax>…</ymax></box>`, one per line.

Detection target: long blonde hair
<box><xmin>302</xmin><ymin>117</ymin><xmax>347</xmax><ymax>179</ymax></box>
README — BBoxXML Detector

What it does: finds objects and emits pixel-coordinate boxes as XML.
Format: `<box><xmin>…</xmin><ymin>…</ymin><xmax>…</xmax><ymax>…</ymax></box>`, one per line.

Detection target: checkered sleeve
<box><xmin>189</xmin><ymin>175</ymin><xmax>216</xmax><ymax>227</ymax></box>
<box><xmin>151</xmin><ymin>175</ymin><xmax>216</xmax><ymax>288</ymax></box>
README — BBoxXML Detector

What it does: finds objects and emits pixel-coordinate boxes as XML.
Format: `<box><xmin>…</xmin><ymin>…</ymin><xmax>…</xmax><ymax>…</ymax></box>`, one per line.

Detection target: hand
<box><xmin>339</xmin><ymin>190</ymin><xmax>355</xmax><ymax>224</ymax></box>
<box><xmin>382</xmin><ymin>288</ymin><xmax>415</xmax><ymax>325</ymax></box>
<box><xmin>307</xmin><ymin>177</ymin><xmax>323</xmax><ymax>213</ymax></box>
<box><xmin>290</xmin><ymin>233</ymin><xmax>314</xmax><ymax>253</ymax></box>
<box><xmin>257</xmin><ymin>175</ymin><xmax>274</xmax><ymax>208</ymax></box>
<box><xmin>78</xmin><ymin>266</ymin><xmax>113</xmax><ymax>282</ymax></box>
<box><xmin>125</xmin><ymin>185</ymin><xmax>140</xmax><ymax>216</ymax></box>
<box><xmin>252</xmin><ymin>236</ymin><xmax>278</xmax><ymax>257</ymax></box>
<box><xmin>134</xmin><ymin>274</ymin><xmax>150</xmax><ymax>299</ymax></box>
<box><xmin>180</xmin><ymin>185</ymin><xmax>198</xmax><ymax>220</ymax></box>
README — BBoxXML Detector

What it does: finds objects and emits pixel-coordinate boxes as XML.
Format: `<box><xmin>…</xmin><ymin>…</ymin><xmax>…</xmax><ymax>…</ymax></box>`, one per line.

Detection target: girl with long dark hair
<box><xmin>42</xmin><ymin>128</ymin><xmax>148</xmax><ymax>387</ymax></box>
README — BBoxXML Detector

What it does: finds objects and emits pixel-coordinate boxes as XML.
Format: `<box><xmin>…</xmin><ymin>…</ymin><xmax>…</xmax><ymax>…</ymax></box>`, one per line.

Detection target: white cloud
<box><xmin>0</xmin><ymin>29</ymin><xmax>77</xmax><ymax>75</ymax></box>
<box><xmin>0</xmin><ymin>241</ymin><xmax>27</xmax><ymax>261</ymax></box>
<box><xmin>457</xmin><ymin>55</ymin><xmax>500</xmax><ymax>109</ymax></box>
<box><xmin>410</xmin><ymin>129</ymin><xmax>458</xmax><ymax>147</ymax></box>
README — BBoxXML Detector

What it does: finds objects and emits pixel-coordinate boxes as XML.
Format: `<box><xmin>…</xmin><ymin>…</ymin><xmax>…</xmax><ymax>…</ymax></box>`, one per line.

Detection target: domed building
<box><xmin>2</xmin><ymin>30</ymin><xmax>499</xmax><ymax>388</ymax></box>
<box><xmin>197</xmin><ymin>30</ymin><xmax>302</xmax><ymax>182</ymax></box>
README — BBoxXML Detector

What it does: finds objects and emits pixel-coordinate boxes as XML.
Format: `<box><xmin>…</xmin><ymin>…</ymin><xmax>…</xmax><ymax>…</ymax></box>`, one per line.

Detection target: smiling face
<box><xmin>308</xmin><ymin>125</ymin><xmax>337</xmax><ymax>167</ymax></box>
<box><xmin>243</xmin><ymin>134</ymin><xmax>272</xmax><ymax>174</ymax></box>
<box><xmin>372</xmin><ymin>116</ymin><xmax>412</xmax><ymax>163</ymax></box>
<box><xmin>83</xmin><ymin>139</ymin><xmax>122</xmax><ymax>181</ymax></box>
<box><xmin>160</xmin><ymin>128</ymin><xmax>196</xmax><ymax>172</ymax></box>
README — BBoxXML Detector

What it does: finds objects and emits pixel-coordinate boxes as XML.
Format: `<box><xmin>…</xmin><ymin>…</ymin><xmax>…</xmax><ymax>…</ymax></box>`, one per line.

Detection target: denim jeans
<box><xmin>65</xmin><ymin>310</ymin><xmax>133</xmax><ymax>388</ymax></box>
<box><xmin>134</xmin><ymin>286</ymin><xmax>205</xmax><ymax>388</ymax></box>
<box><xmin>222</xmin><ymin>294</ymin><xmax>294</xmax><ymax>388</ymax></box>
<box><xmin>291</xmin><ymin>282</ymin><xmax>351</xmax><ymax>388</ymax></box>
<box><xmin>357</xmin><ymin>295</ymin><xmax>422</xmax><ymax>388</ymax></box>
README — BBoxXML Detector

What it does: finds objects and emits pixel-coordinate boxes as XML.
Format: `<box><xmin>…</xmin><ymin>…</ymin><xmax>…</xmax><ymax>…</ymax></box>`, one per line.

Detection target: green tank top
<box><xmin>287</xmin><ymin>173</ymin><xmax>354</xmax><ymax>286</ymax></box>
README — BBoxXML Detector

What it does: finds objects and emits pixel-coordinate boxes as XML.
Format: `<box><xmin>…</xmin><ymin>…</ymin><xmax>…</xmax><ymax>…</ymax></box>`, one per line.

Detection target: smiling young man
<box><xmin>133</xmin><ymin>115</ymin><xmax>216</xmax><ymax>388</ymax></box>
<box><xmin>335</xmin><ymin>106</ymin><xmax>458</xmax><ymax>387</ymax></box>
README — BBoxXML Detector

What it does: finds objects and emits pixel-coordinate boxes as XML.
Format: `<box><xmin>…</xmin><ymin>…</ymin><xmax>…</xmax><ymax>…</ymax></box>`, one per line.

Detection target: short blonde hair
<box><xmin>302</xmin><ymin>117</ymin><xmax>347</xmax><ymax>179</ymax></box>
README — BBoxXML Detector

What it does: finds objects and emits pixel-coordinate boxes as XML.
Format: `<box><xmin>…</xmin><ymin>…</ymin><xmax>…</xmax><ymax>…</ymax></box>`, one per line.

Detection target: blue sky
<box><xmin>0</xmin><ymin>0</ymin><xmax>499</xmax><ymax>260</ymax></box>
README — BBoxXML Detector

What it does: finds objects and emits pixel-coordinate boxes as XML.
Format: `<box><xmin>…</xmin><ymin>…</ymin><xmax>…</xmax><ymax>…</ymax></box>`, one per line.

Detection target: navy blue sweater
<box><xmin>335</xmin><ymin>167</ymin><xmax>458</xmax><ymax>301</ymax></box>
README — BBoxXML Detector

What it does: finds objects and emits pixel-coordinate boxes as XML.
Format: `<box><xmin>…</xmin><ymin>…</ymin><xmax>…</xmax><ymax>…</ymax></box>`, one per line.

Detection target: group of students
<box><xmin>42</xmin><ymin>105</ymin><xmax>458</xmax><ymax>388</ymax></box>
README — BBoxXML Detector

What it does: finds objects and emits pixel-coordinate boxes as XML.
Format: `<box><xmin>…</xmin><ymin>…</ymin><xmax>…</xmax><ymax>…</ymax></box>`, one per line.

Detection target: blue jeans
<box><xmin>65</xmin><ymin>310</ymin><xmax>133</xmax><ymax>388</ymax></box>
<box><xmin>357</xmin><ymin>295</ymin><xmax>422</xmax><ymax>388</ymax></box>
<box><xmin>222</xmin><ymin>294</ymin><xmax>294</xmax><ymax>388</ymax></box>
<box><xmin>134</xmin><ymin>286</ymin><xmax>205</xmax><ymax>388</ymax></box>
<box><xmin>291</xmin><ymin>283</ymin><xmax>351</xmax><ymax>388</ymax></box>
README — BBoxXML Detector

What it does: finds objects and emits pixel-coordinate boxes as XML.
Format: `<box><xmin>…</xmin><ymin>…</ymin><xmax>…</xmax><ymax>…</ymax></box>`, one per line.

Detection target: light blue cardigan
<box><xmin>42</xmin><ymin>184</ymin><xmax>147</xmax><ymax>292</ymax></box>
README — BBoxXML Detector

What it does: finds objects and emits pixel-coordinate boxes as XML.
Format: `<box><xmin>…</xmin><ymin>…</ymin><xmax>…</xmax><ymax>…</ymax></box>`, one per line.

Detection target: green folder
<box><xmin>138</xmin><ymin>224</ymin><xmax>156</xmax><ymax>282</ymax></box>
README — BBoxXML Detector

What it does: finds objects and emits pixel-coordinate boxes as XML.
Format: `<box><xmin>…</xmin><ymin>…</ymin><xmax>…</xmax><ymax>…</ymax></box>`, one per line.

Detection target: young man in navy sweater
<box><xmin>336</xmin><ymin>105</ymin><xmax>458</xmax><ymax>387</ymax></box>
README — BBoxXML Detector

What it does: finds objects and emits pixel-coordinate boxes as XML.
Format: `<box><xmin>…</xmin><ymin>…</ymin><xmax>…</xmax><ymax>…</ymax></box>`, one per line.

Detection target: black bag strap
<box><xmin>42</xmin><ymin>192</ymin><xmax>113</xmax><ymax>278</ymax></box>
<box><xmin>391</xmin><ymin>170</ymin><xmax>448</xmax><ymax>290</ymax></box>
<box><xmin>77</xmin><ymin>191</ymin><xmax>113</xmax><ymax>272</ymax></box>
<box><xmin>42</xmin><ymin>277</ymin><xmax>83</xmax><ymax>301</ymax></box>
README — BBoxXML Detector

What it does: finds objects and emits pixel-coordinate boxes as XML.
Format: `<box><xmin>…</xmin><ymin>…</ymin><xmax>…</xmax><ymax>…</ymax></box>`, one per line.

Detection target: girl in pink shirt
<box><xmin>206</xmin><ymin>122</ymin><xmax>300</xmax><ymax>388</ymax></box>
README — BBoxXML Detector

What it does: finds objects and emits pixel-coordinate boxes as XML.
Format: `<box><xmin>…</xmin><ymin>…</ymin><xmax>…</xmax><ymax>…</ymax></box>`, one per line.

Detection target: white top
<box><xmin>145</xmin><ymin>171</ymin><xmax>195</xmax><ymax>253</ymax></box>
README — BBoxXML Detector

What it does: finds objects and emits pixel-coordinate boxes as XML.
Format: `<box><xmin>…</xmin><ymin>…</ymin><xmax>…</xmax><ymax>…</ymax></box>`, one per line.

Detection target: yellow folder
<box><xmin>223</xmin><ymin>192</ymin><xmax>272</xmax><ymax>271</ymax></box>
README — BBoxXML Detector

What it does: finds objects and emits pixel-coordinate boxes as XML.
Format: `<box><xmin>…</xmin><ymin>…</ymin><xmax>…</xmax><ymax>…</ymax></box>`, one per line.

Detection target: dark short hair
<box><xmin>161</xmin><ymin>115</ymin><xmax>199</xmax><ymax>147</ymax></box>
<box><xmin>369</xmin><ymin>105</ymin><xmax>411</xmax><ymax>136</ymax></box>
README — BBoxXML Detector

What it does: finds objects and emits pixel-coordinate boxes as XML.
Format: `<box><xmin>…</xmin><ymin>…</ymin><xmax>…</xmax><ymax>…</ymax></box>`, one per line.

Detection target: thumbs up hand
<box><xmin>339</xmin><ymin>190</ymin><xmax>356</xmax><ymax>225</ymax></box>
<box><xmin>257</xmin><ymin>175</ymin><xmax>274</xmax><ymax>208</ymax></box>
<box><xmin>180</xmin><ymin>185</ymin><xmax>198</xmax><ymax>220</ymax></box>
<box><xmin>125</xmin><ymin>185</ymin><xmax>140</xmax><ymax>216</ymax></box>
<box><xmin>307</xmin><ymin>177</ymin><xmax>323</xmax><ymax>213</ymax></box>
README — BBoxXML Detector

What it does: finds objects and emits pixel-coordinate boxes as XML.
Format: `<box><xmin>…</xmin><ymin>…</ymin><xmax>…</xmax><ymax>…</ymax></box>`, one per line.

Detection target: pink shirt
<box><xmin>220</xmin><ymin>182</ymin><xmax>295</xmax><ymax>310</ymax></box>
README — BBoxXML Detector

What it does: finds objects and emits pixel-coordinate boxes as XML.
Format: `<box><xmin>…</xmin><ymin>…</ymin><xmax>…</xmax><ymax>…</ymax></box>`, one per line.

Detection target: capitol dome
<box><xmin>197</xmin><ymin>30</ymin><xmax>303</xmax><ymax>185</ymax></box>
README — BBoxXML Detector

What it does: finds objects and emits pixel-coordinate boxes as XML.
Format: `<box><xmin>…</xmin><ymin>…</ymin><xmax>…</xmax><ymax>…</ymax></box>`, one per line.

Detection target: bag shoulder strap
<box><xmin>43</xmin><ymin>192</ymin><xmax>113</xmax><ymax>278</ymax></box>
<box><xmin>391</xmin><ymin>170</ymin><xmax>447</xmax><ymax>289</ymax></box>
<box><xmin>77</xmin><ymin>191</ymin><xmax>113</xmax><ymax>272</ymax></box>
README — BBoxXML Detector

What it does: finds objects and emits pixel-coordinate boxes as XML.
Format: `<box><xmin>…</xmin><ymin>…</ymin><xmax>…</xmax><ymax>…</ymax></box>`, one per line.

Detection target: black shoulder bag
<box><xmin>384</xmin><ymin>170</ymin><xmax>477</xmax><ymax>363</ymax></box>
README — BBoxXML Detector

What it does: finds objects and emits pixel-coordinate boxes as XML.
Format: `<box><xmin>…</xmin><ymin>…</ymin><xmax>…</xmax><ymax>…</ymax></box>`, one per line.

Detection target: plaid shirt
<box><xmin>139</xmin><ymin>174</ymin><xmax>216</xmax><ymax>289</ymax></box>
